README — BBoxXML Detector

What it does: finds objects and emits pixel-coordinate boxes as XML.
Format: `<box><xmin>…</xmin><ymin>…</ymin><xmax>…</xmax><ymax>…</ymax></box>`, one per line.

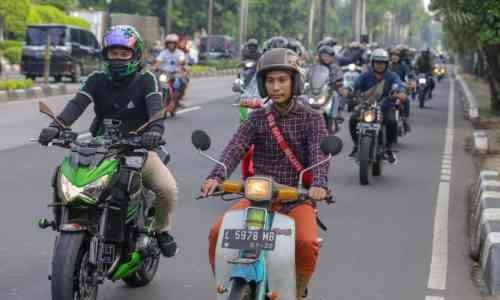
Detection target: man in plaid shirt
<box><xmin>201</xmin><ymin>48</ymin><xmax>330</xmax><ymax>299</ymax></box>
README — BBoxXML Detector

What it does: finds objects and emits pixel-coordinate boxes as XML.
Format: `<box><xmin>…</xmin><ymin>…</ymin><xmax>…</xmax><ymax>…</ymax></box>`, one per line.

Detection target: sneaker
<box><xmin>157</xmin><ymin>231</ymin><xmax>178</xmax><ymax>257</ymax></box>
<box><xmin>385</xmin><ymin>150</ymin><xmax>398</xmax><ymax>165</ymax></box>
<box><xmin>349</xmin><ymin>146</ymin><xmax>358</xmax><ymax>158</ymax></box>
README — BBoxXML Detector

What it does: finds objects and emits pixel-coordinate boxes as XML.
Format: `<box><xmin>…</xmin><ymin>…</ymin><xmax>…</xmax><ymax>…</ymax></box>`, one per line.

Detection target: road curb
<box><xmin>473</xmin><ymin>130</ymin><xmax>489</xmax><ymax>154</ymax></box>
<box><xmin>468</xmin><ymin>169</ymin><xmax>500</xmax><ymax>294</ymax></box>
<box><xmin>0</xmin><ymin>69</ymin><xmax>238</xmax><ymax>102</ymax></box>
<box><xmin>455</xmin><ymin>66</ymin><xmax>480</xmax><ymax>122</ymax></box>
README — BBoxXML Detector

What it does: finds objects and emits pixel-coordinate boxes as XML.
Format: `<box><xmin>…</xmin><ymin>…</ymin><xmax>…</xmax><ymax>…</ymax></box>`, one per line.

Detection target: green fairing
<box><xmin>60</xmin><ymin>157</ymin><xmax>119</xmax><ymax>188</ymax></box>
<box><xmin>239</xmin><ymin>106</ymin><xmax>248</xmax><ymax>123</ymax></box>
<box><xmin>112</xmin><ymin>251</ymin><xmax>143</xmax><ymax>280</ymax></box>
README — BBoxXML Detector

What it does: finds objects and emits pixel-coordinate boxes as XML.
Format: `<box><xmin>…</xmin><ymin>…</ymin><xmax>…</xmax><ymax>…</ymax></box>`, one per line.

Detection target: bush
<box><xmin>0</xmin><ymin>40</ymin><xmax>23</xmax><ymax>52</ymax></box>
<box><xmin>199</xmin><ymin>59</ymin><xmax>240</xmax><ymax>70</ymax></box>
<box><xmin>4</xmin><ymin>47</ymin><xmax>22</xmax><ymax>64</ymax></box>
<box><xmin>0</xmin><ymin>79</ymin><xmax>33</xmax><ymax>91</ymax></box>
<box><xmin>190</xmin><ymin>65</ymin><xmax>213</xmax><ymax>75</ymax></box>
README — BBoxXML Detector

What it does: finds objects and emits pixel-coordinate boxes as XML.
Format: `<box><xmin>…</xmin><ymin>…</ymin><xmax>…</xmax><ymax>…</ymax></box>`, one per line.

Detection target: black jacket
<box><xmin>55</xmin><ymin>70</ymin><xmax>165</xmax><ymax>136</ymax></box>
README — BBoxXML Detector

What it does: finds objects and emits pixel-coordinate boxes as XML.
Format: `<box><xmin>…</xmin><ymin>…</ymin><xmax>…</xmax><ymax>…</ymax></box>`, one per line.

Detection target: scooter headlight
<box><xmin>245</xmin><ymin>177</ymin><xmax>273</xmax><ymax>202</ymax></box>
<box><xmin>362</xmin><ymin>110</ymin><xmax>376</xmax><ymax>123</ymax></box>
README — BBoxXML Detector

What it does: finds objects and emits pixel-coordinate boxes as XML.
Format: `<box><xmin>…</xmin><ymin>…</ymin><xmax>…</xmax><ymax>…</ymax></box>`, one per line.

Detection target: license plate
<box><xmin>222</xmin><ymin>229</ymin><xmax>276</xmax><ymax>251</ymax></box>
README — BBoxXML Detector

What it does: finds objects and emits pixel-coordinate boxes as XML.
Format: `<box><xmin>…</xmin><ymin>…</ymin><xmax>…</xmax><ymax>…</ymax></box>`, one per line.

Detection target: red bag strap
<box><xmin>264</xmin><ymin>106</ymin><xmax>305</xmax><ymax>173</ymax></box>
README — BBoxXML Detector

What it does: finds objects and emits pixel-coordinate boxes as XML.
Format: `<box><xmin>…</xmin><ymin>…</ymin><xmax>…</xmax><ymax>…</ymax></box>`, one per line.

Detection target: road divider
<box><xmin>468</xmin><ymin>169</ymin><xmax>500</xmax><ymax>294</ymax></box>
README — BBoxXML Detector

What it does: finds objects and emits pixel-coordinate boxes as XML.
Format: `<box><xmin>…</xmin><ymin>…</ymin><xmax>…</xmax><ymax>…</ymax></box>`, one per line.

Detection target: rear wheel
<box><xmin>359</xmin><ymin>136</ymin><xmax>373</xmax><ymax>185</ymax></box>
<box><xmin>54</xmin><ymin>75</ymin><xmax>62</xmax><ymax>82</ymax></box>
<box><xmin>228</xmin><ymin>278</ymin><xmax>255</xmax><ymax>300</ymax></box>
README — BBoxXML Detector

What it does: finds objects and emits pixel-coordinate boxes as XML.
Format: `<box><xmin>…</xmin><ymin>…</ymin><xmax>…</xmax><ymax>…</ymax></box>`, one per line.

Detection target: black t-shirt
<box><xmin>56</xmin><ymin>70</ymin><xmax>165</xmax><ymax>136</ymax></box>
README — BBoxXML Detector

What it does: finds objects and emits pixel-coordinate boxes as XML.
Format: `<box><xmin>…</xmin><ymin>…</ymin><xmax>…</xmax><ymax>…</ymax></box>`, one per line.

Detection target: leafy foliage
<box><xmin>28</xmin><ymin>5</ymin><xmax>90</xmax><ymax>29</ymax></box>
<box><xmin>3</xmin><ymin>46</ymin><xmax>22</xmax><ymax>64</ymax></box>
<box><xmin>0</xmin><ymin>0</ymin><xmax>31</xmax><ymax>38</ymax></box>
<box><xmin>0</xmin><ymin>79</ymin><xmax>33</xmax><ymax>91</ymax></box>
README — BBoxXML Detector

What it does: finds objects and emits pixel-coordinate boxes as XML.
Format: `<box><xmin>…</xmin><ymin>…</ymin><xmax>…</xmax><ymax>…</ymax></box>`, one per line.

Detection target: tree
<box><xmin>0</xmin><ymin>0</ymin><xmax>31</xmax><ymax>40</ymax></box>
<box><xmin>430</xmin><ymin>0</ymin><xmax>500</xmax><ymax>110</ymax></box>
<box><xmin>32</xmin><ymin>0</ymin><xmax>78</xmax><ymax>12</ymax></box>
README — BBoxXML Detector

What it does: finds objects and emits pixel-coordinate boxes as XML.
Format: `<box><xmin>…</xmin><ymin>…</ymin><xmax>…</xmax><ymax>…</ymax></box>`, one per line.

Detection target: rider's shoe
<box><xmin>296</xmin><ymin>275</ymin><xmax>311</xmax><ymax>300</ymax></box>
<box><xmin>349</xmin><ymin>146</ymin><xmax>358</xmax><ymax>158</ymax></box>
<box><xmin>385</xmin><ymin>149</ymin><xmax>398</xmax><ymax>165</ymax></box>
<box><xmin>157</xmin><ymin>231</ymin><xmax>178</xmax><ymax>257</ymax></box>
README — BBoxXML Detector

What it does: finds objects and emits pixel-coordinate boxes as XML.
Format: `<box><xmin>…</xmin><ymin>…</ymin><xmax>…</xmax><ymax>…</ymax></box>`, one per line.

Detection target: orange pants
<box><xmin>208</xmin><ymin>199</ymin><xmax>319</xmax><ymax>277</ymax></box>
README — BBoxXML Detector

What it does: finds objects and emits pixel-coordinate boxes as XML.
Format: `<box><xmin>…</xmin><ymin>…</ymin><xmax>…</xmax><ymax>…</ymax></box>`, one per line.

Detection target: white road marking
<box><xmin>177</xmin><ymin>105</ymin><xmax>202</xmax><ymax>114</ymax></box>
<box><xmin>427</xmin><ymin>78</ymin><xmax>455</xmax><ymax>291</ymax></box>
<box><xmin>425</xmin><ymin>296</ymin><xmax>444</xmax><ymax>300</ymax></box>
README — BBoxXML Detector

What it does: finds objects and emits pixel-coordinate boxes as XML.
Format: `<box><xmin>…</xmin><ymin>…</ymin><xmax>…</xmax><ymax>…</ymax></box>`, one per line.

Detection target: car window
<box><xmin>25</xmin><ymin>27</ymin><xmax>67</xmax><ymax>46</ymax></box>
<box><xmin>80</xmin><ymin>30</ymin><xmax>92</xmax><ymax>47</ymax></box>
<box><xmin>70</xmin><ymin>28</ymin><xmax>81</xmax><ymax>44</ymax></box>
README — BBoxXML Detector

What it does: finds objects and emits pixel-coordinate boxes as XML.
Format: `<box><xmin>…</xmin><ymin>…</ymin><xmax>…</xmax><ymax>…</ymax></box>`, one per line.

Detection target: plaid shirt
<box><xmin>208</xmin><ymin>99</ymin><xmax>329</xmax><ymax>188</ymax></box>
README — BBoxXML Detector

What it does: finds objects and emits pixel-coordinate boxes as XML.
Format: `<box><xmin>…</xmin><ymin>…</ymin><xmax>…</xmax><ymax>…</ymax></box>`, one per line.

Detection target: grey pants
<box><xmin>142</xmin><ymin>151</ymin><xmax>178</xmax><ymax>232</ymax></box>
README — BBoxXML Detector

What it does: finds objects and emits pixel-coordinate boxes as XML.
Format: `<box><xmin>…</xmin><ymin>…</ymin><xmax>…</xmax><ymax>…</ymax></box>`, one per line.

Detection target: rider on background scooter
<box><xmin>153</xmin><ymin>33</ymin><xmax>188</xmax><ymax>108</ymax></box>
<box><xmin>348</xmin><ymin>48</ymin><xmax>407</xmax><ymax>164</ymax></box>
<box><xmin>389</xmin><ymin>47</ymin><xmax>411</xmax><ymax>132</ymax></box>
<box><xmin>415</xmin><ymin>47</ymin><xmax>436</xmax><ymax>98</ymax></box>
<box><xmin>38</xmin><ymin>25</ymin><xmax>178</xmax><ymax>258</ymax></box>
<box><xmin>201</xmin><ymin>48</ymin><xmax>331</xmax><ymax>300</ymax></box>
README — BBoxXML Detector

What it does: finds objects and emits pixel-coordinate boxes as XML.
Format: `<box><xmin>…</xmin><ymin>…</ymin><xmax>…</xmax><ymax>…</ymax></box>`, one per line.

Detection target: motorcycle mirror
<box><xmin>130</xmin><ymin>110</ymin><xmax>166</xmax><ymax>135</ymax></box>
<box><xmin>320</xmin><ymin>135</ymin><xmax>343</xmax><ymax>156</ymax></box>
<box><xmin>38</xmin><ymin>101</ymin><xmax>67</xmax><ymax>129</ymax></box>
<box><xmin>191</xmin><ymin>130</ymin><xmax>211</xmax><ymax>151</ymax></box>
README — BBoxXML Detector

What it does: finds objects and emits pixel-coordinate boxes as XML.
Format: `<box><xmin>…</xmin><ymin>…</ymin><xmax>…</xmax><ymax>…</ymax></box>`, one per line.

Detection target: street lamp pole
<box><xmin>106</xmin><ymin>0</ymin><xmax>112</xmax><ymax>30</ymax></box>
<box><xmin>207</xmin><ymin>0</ymin><xmax>214</xmax><ymax>52</ymax></box>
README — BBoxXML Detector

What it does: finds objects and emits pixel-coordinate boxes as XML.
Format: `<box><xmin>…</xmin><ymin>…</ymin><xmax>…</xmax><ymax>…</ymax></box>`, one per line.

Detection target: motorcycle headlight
<box><xmin>245</xmin><ymin>177</ymin><xmax>273</xmax><ymax>202</ymax></box>
<box><xmin>309</xmin><ymin>96</ymin><xmax>326</xmax><ymax>106</ymax></box>
<box><xmin>362</xmin><ymin>111</ymin><xmax>376</xmax><ymax>123</ymax></box>
<box><xmin>159</xmin><ymin>74</ymin><xmax>168</xmax><ymax>83</ymax></box>
<box><xmin>244</xmin><ymin>61</ymin><xmax>255</xmax><ymax>68</ymax></box>
<box><xmin>419</xmin><ymin>78</ymin><xmax>427</xmax><ymax>84</ymax></box>
<box><xmin>59</xmin><ymin>174</ymin><xmax>109</xmax><ymax>203</ymax></box>
<box><xmin>348</xmin><ymin>63</ymin><xmax>356</xmax><ymax>72</ymax></box>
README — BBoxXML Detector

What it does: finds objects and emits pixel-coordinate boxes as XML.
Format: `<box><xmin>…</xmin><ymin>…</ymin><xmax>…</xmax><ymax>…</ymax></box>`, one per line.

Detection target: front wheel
<box><xmin>418</xmin><ymin>90</ymin><xmax>425</xmax><ymax>108</ymax></box>
<box><xmin>359</xmin><ymin>136</ymin><xmax>373</xmax><ymax>185</ymax></box>
<box><xmin>228</xmin><ymin>278</ymin><xmax>255</xmax><ymax>300</ymax></box>
<box><xmin>51</xmin><ymin>232</ymin><xmax>97</xmax><ymax>300</ymax></box>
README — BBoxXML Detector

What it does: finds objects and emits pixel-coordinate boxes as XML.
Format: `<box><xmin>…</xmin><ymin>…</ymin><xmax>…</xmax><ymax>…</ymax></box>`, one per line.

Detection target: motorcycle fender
<box><xmin>215</xmin><ymin>210</ymin><xmax>247</xmax><ymax>299</ymax></box>
<box><xmin>267</xmin><ymin>212</ymin><xmax>297</xmax><ymax>300</ymax></box>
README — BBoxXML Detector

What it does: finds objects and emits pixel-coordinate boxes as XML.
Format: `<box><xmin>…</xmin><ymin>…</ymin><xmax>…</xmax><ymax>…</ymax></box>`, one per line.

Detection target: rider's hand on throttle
<box><xmin>141</xmin><ymin>131</ymin><xmax>162</xmax><ymax>149</ymax></box>
<box><xmin>308</xmin><ymin>186</ymin><xmax>327</xmax><ymax>201</ymax></box>
<box><xmin>397</xmin><ymin>92</ymin><xmax>407</xmax><ymax>102</ymax></box>
<box><xmin>201</xmin><ymin>179</ymin><xmax>219</xmax><ymax>197</ymax></box>
<box><xmin>38</xmin><ymin>127</ymin><xmax>60</xmax><ymax>146</ymax></box>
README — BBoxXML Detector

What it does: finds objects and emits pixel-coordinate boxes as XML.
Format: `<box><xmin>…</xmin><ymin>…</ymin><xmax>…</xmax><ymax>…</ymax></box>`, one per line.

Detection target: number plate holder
<box><xmin>221</xmin><ymin>229</ymin><xmax>276</xmax><ymax>251</ymax></box>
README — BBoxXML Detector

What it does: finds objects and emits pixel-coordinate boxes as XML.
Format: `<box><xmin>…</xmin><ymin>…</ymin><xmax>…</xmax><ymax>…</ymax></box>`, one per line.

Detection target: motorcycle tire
<box><xmin>419</xmin><ymin>92</ymin><xmax>425</xmax><ymax>108</ymax></box>
<box><xmin>359</xmin><ymin>136</ymin><xmax>373</xmax><ymax>185</ymax></box>
<box><xmin>373</xmin><ymin>156</ymin><xmax>383</xmax><ymax>176</ymax></box>
<box><xmin>227</xmin><ymin>278</ymin><xmax>256</xmax><ymax>300</ymax></box>
<box><xmin>122</xmin><ymin>254</ymin><xmax>160</xmax><ymax>287</ymax></box>
<box><xmin>51</xmin><ymin>232</ymin><xmax>97</xmax><ymax>300</ymax></box>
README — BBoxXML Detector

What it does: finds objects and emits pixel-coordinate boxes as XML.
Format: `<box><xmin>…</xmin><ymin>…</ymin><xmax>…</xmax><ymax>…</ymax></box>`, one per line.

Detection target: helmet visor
<box><xmin>104</xmin><ymin>30</ymin><xmax>136</xmax><ymax>49</ymax></box>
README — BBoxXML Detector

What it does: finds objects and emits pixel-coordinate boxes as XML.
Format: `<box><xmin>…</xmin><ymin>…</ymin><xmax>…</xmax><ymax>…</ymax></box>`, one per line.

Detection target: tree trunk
<box><xmin>482</xmin><ymin>45</ymin><xmax>500</xmax><ymax>112</ymax></box>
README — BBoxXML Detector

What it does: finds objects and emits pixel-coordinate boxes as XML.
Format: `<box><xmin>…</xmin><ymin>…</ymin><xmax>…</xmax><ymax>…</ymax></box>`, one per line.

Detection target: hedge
<box><xmin>3</xmin><ymin>47</ymin><xmax>22</xmax><ymax>65</ymax></box>
<box><xmin>0</xmin><ymin>79</ymin><xmax>33</xmax><ymax>91</ymax></box>
<box><xmin>28</xmin><ymin>5</ymin><xmax>90</xmax><ymax>29</ymax></box>
<box><xmin>0</xmin><ymin>41</ymin><xmax>22</xmax><ymax>52</ymax></box>
<box><xmin>190</xmin><ymin>65</ymin><xmax>213</xmax><ymax>75</ymax></box>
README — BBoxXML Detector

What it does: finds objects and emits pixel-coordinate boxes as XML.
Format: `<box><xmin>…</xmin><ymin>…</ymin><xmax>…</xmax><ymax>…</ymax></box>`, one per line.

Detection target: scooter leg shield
<box><xmin>266</xmin><ymin>212</ymin><xmax>297</xmax><ymax>300</ymax></box>
<box><xmin>215</xmin><ymin>210</ymin><xmax>247</xmax><ymax>300</ymax></box>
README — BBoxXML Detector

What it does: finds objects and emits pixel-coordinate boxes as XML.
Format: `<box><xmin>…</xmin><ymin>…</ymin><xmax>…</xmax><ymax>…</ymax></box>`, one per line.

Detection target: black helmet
<box><xmin>263</xmin><ymin>36</ymin><xmax>289</xmax><ymax>52</ymax></box>
<box><xmin>287</xmin><ymin>39</ymin><xmax>304</xmax><ymax>56</ymax></box>
<box><xmin>256</xmin><ymin>48</ymin><xmax>303</xmax><ymax>97</ymax></box>
<box><xmin>317</xmin><ymin>36</ymin><xmax>337</xmax><ymax>50</ymax></box>
<box><xmin>246</xmin><ymin>38</ymin><xmax>258</xmax><ymax>47</ymax></box>
<box><xmin>318</xmin><ymin>45</ymin><xmax>336</xmax><ymax>64</ymax></box>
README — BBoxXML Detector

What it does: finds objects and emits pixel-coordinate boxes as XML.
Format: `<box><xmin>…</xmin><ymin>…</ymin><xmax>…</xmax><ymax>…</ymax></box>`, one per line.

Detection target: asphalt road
<box><xmin>0</xmin><ymin>74</ymin><xmax>481</xmax><ymax>300</ymax></box>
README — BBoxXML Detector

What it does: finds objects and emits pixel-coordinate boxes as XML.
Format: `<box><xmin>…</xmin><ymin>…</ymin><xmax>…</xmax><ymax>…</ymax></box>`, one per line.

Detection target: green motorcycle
<box><xmin>36</xmin><ymin>102</ymin><xmax>168</xmax><ymax>300</ymax></box>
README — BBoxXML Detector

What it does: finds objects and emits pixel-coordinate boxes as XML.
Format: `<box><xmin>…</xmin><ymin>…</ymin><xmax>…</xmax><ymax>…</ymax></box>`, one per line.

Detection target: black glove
<box><xmin>38</xmin><ymin>127</ymin><xmax>60</xmax><ymax>146</ymax></box>
<box><xmin>141</xmin><ymin>131</ymin><xmax>162</xmax><ymax>149</ymax></box>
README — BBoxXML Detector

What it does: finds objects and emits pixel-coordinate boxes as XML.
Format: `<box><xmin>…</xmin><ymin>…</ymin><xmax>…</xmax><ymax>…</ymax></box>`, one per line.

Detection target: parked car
<box><xmin>198</xmin><ymin>35</ymin><xmax>238</xmax><ymax>60</ymax></box>
<box><xmin>21</xmin><ymin>25</ymin><xmax>102</xmax><ymax>82</ymax></box>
